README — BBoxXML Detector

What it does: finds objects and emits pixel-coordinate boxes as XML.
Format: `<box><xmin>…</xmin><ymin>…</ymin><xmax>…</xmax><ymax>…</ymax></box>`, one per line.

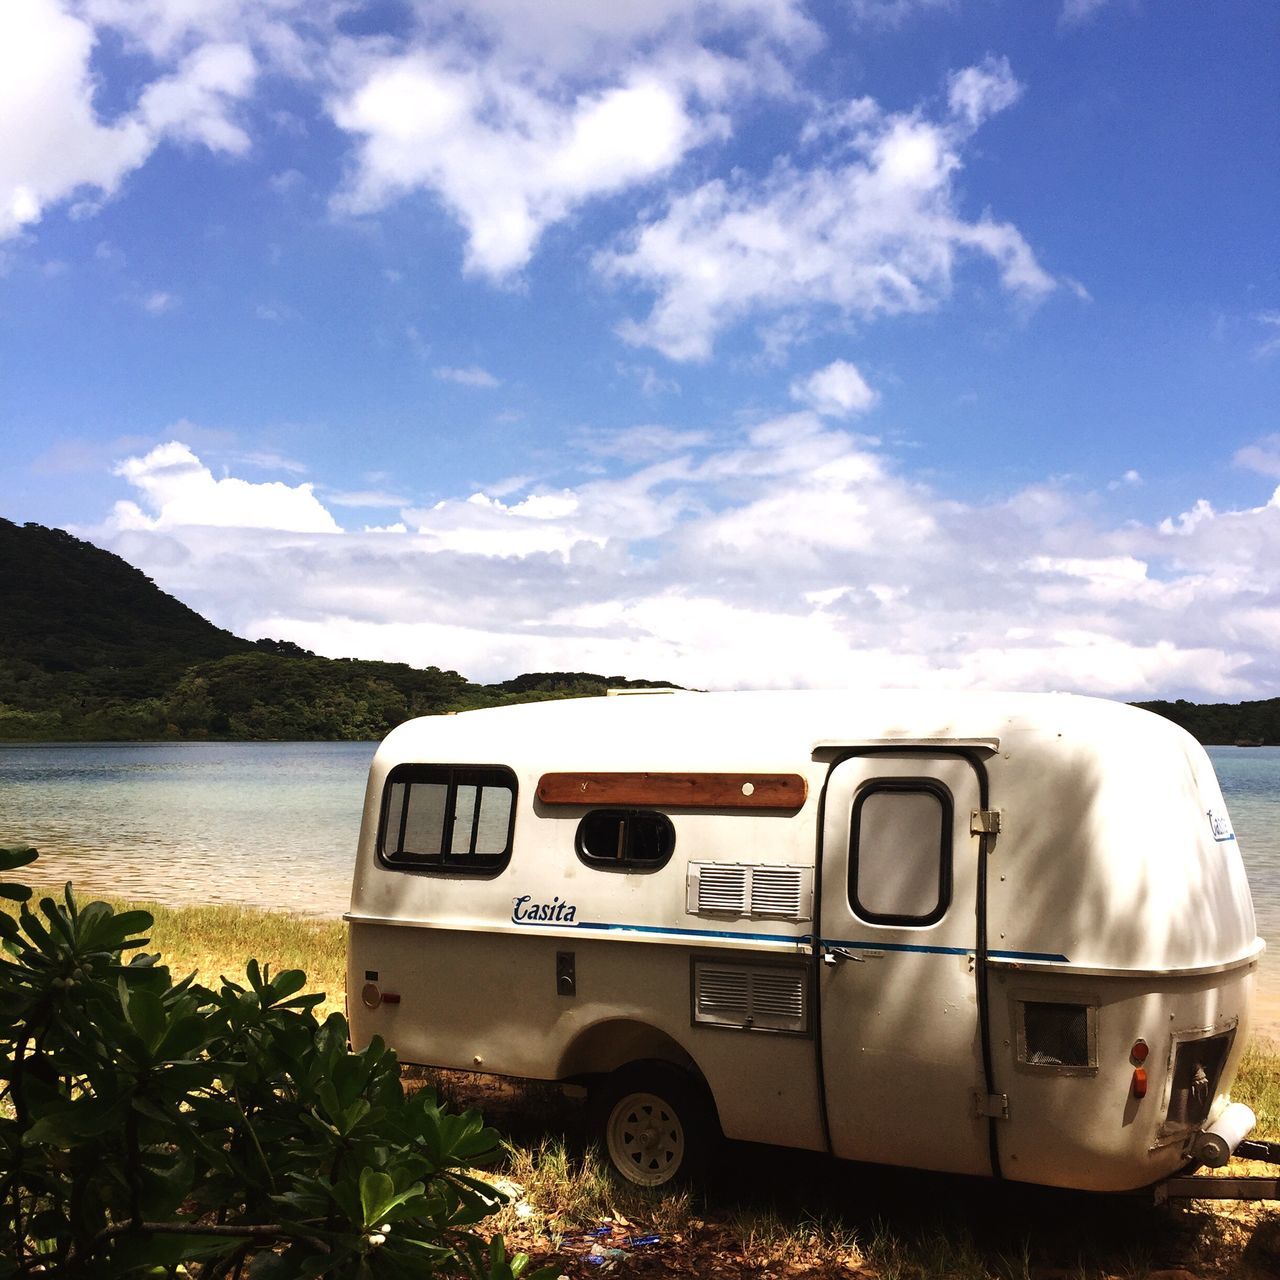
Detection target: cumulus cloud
<box><xmin>329</xmin><ymin>45</ymin><xmax>735</xmax><ymax>278</ymax></box>
<box><xmin>0</xmin><ymin>0</ymin><xmax>258</xmax><ymax>240</ymax></box>
<box><xmin>790</xmin><ymin>360</ymin><xmax>878</xmax><ymax>417</ymax></box>
<box><xmin>598</xmin><ymin>57</ymin><xmax>1055</xmax><ymax>359</ymax></box>
<box><xmin>86</xmin><ymin>434</ymin><xmax>1280</xmax><ymax>700</ymax></box>
<box><xmin>108</xmin><ymin>440</ymin><xmax>341</xmax><ymax>533</ymax></box>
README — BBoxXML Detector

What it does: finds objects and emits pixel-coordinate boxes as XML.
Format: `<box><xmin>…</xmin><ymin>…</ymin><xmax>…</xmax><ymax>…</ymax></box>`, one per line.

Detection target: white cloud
<box><xmin>1252</xmin><ymin>311</ymin><xmax>1280</xmax><ymax>360</ymax></box>
<box><xmin>790</xmin><ymin>359</ymin><xmax>878</xmax><ymax>417</ymax></box>
<box><xmin>434</xmin><ymin>364</ymin><xmax>501</xmax><ymax>388</ymax></box>
<box><xmin>946</xmin><ymin>55</ymin><xmax>1022</xmax><ymax>129</ymax></box>
<box><xmin>141</xmin><ymin>290</ymin><xmax>177</xmax><ymax>314</ymax></box>
<box><xmin>328</xmin><ymin>489</ymin><xmax>411</xmax><ymax>509</ymax></box>
<box><xmin>846</xmin><ymin>0</ymin><xmax>954</xmax><ymax>27</ymax></box>
<box><xmin>108</xmin><ymin>440</ymin><xmax>340</xmax><ymax>532</ymax></box>
<box><xmin>1234</xmin><ymin>434</ymin><xmax>1280</xmax><ymax>479</ymax></box>
<box><xmin>329</xmin><ymin>45</ymin><xmax>734</xmax><ymax>278</ymax></box>
<box><xmin>598</xmin><ymin>58</ymin><xmax>1056</xmax><ymax>359</ymax></box>
<box><xmin>1059</xmin><ymin>0</ymin><xmax>1111</xmax><ymax>26</ymax></box>
<box><xmin>87</xmin><ymin>433</ymin><xmax>1280</xmax><ymax>700</ymax></box>
<box><xmin>0</xmin><ymin>0</ymin><xmax>258</xmax><ymax>241</ymax></box>
<box><xmin>579</xmin><ymin>424</ymin><xmax>708</xmax><ymax>461</ymax></box>
<box><xmin>135</xmin><ymin>41</ymin><xmax>256</xmax><ymax>153</ymax></box>
<box><xmin>0</xmin><ymin>0</ymin><xmax>150</xmax><ymax>239</ymax></box>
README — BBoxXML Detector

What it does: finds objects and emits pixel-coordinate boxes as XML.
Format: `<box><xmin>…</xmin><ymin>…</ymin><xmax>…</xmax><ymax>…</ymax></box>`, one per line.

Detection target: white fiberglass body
<box><xmin>347</xmin><ymin>690</ymin><xmax>1261</xmax><ymax>1191</ymax></box>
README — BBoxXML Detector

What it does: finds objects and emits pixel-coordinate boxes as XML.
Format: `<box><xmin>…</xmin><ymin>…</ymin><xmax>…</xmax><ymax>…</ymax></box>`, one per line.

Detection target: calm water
<box><xmin>0</xmin><ymin>740</ymin><xmax>1277</xmax><ymax>1035</ymax></box>
<box><xmin>0</xmin><ymin>742</ymin><xmax>372</xmax><ymax>916</ymax></box>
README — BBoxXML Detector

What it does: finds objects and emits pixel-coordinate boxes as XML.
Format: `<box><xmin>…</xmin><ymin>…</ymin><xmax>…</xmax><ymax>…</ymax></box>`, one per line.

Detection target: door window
<box><xmin>848</xmin><ymin>780</ymin><xmax>952</xmax><ymax>925</ymax></box>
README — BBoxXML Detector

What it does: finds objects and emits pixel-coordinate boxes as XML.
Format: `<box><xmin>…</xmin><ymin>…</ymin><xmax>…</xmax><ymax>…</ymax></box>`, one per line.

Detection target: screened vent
<box><xmin>1016</xmin><ymin>1000</ymin><xmax>1096</xmax><ymax>1072</ymax></box>
<box><xmin>686</xmin><ymin>863</ymin><xmax>812</xmax><ymax>920</ymax></box>
<box><xmin>693</xmin><ymin>962</ymin><xmax>808</xmax><ymax>1034</ymax></box>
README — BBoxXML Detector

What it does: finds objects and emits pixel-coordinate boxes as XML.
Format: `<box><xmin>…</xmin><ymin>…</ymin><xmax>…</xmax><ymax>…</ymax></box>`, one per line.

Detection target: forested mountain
<box><xmin>1</xmin><ymin>518</ymin><xmax>1273</xmax><ymax>744</ymax></box>
<box><xmin>1132</xmin><ymin>698</ymin><xmax>1280</xmax><ymax>747</ymax></box>
<box><xmin>0</xmin><ymin>519</ymin><xmax>675</xmax><ymax>741</ymax></box>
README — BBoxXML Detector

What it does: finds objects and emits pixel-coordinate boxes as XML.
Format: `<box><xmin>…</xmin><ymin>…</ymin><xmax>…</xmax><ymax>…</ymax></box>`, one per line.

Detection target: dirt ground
<box><xmin>420</xmin><ymin>1070</ymin><xmax>1280</xmax><ymax>1280</ymax></box>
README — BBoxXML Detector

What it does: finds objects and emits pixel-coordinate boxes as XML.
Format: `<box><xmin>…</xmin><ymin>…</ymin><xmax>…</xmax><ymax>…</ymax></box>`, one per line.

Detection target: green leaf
<box><xmin>359</xmin><ymin>1167</ymin><xmax>395</xmax><ymax>1227</ymax></box>
<box><xmin>0</xmin><ymin>846</ymin><xmax>37</xmax><ymax>873</ymax></box>
<box><xmin>123</xmin><ymin>985</ymin><xmax>167</xmax><ymax>1049</ymax></box>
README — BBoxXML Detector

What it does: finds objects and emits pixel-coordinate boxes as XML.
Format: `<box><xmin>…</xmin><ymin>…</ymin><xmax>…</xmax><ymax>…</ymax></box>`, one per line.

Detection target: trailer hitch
<box><xmin>1153</xmin><ymin>1135</ymin><xmax>1280</xmax><ymax>1203</ymax></box>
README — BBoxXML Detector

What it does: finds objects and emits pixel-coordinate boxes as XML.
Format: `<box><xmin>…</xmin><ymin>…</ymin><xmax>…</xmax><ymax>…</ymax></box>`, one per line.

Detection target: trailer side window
<box><xmin>848</xmin><ymin>780</ymin><xmax>952</xmax><ymax>926</ymax></box>
<box><xmin>379</xmin><ymin>764</ymin><xmax>516</xmax><ymax>873</ymax></box>
<box><xmin>576</xmin><ymin>809</ymin><xmax>675</xmax><ymax>871</ymax></box>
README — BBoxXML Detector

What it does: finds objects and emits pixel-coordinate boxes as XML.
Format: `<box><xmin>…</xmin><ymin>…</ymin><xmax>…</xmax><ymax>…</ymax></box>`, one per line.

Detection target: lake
<box><xmin>1</xmin><ymin>739</ymin><xmax>1277</xmax><ymax>1037</ymax></box>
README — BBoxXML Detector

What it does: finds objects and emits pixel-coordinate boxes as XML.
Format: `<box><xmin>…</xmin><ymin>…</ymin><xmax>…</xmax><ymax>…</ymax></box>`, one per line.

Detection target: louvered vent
<box><xmin>750</xmin><ymin>867</ymin><xmax>805</xmax><ymax>918</ymax></box>
<box><xmin>693</xmin><ymin>962</ymin><xmax>808</xmax><ymax>1033</ymax></box>
<box><xmin>689</xmin><ymin>864</ymin><xmax>749</xmax><ymax>914</ymax></box>
<box><xmin>686</xmin><ymin>863</ymin><xmax>812</xmax><ymax>921</ymax></box>
<box><xmin>695</xmin><ymin>968</ymin><xmax>750</xmax><ymax>1017</ymax></box>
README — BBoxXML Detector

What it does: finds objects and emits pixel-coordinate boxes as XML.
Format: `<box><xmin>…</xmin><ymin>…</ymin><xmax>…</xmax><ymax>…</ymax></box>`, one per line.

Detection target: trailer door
<box><xmin>818</xmin><ymin>753</ymin><xmax>991</xmax><ymax>1176</ymax></box>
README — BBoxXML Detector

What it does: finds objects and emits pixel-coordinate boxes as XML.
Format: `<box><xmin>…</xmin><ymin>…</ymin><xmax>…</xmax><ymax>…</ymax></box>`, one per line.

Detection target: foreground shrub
<box><xmin>0</xmin><ymin>846</ymin><xmax>550</xmax><ymax>1279</ymax></box>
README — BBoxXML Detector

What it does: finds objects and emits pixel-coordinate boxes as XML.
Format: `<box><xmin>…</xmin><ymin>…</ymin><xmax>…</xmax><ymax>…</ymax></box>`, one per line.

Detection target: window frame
<box><xmin>574</xmin><ymin>808</ymin><xmax>676</xmax><ymax>873</ymax></box>
<box><xmin>377</xmin><ymin>762</ymin><xmax>517</xmax><ymax>875</ymax></box>
<box><xmin>847</xmin><ymin>778</ymin><xmax>953</xmax><ymax>927</ymax></box>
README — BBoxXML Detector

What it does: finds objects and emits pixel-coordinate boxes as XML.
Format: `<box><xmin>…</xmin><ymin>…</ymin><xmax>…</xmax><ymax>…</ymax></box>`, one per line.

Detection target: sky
<box><xmin>1</xmin><ymin>0</ymin><xmax>1278</xmax><ymax>698</ymax></box>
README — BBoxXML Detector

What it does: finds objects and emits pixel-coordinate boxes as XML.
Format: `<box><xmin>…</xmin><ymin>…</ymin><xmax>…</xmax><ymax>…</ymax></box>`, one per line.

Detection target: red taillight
<box><xmin>1131</xmin><ymin>1038</ymin><xmax>1149</xmax><ymax>1064</ymax></box>
<box><xmin>1132</xmin><ymin>1067</ymin><xmax>1148</xmax><ymax>1098</ymax></box>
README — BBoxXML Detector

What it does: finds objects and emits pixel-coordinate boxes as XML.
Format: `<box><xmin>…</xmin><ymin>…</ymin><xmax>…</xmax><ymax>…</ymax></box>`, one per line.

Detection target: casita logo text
<box><xmin>512</xmin><ymin>894</ymin><xmax>578</xmax><ymax>924</ymax></box>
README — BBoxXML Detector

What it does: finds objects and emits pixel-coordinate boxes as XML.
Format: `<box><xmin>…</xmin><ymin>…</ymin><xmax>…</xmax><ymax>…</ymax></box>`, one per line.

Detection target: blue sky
<box><xmin>2</xmin><ymin>0</ymin><xmax>1278</xmax><ymax>696</ymax></box>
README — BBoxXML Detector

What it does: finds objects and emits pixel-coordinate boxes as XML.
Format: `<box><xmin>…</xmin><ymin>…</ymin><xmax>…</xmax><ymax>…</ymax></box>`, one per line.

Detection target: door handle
<box><xmin>822</xmin><ymin>946</ymin><xmax>863</xmax><ymax>966</ymax></box>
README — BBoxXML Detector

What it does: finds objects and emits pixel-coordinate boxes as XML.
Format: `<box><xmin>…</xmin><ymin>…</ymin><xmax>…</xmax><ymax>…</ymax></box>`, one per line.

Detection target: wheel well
<box><xmin>556</xmin><ymin>1019</ymin><xmax>696</xmax><ymax>1082</ymax></box>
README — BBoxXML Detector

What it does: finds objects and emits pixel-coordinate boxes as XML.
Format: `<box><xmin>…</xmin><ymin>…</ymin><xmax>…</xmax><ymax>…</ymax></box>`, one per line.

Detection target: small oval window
<box><xmin>576</xmin><ymin>809</ymin><xmax>675</xmax><ymax>871</ymax></box>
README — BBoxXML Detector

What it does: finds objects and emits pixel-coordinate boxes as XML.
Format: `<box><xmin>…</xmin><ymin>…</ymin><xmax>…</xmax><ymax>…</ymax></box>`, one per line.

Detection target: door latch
<box><xmin>822</xmin><ymin>946</ymin><xmax>864</xmax><ymax>966</ymax></box>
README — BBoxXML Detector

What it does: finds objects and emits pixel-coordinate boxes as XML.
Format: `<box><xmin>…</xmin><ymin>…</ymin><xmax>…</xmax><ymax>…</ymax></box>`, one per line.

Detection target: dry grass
<box><xmin>1236</xmin><ymin>1036</ymin><xmax>1280</xmax><ymax>1139</ymax></box>
<box><xmin>5</xmin><ymin>889</ymin><xmax>1277</xmax><ymax>1275</ymax></box>
<box><xmin>9</xmin><ymin>886</ymin><xmax>348</xmax><ymax>1018</ymax></box>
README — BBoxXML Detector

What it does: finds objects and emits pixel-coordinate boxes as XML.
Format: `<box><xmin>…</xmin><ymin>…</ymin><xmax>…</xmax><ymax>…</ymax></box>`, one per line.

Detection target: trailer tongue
<box><xmin>1154</xmin><ymin>1117</ymin><xmax>1280</xmax><ymax>1203</ymax></box>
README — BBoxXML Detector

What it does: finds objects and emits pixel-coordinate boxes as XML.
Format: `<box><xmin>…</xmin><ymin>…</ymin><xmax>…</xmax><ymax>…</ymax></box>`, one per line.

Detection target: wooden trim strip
<box><xmin>536</xmin><ymin>772</ymin><xmax>808</xmax><ymax>811</ymax></box>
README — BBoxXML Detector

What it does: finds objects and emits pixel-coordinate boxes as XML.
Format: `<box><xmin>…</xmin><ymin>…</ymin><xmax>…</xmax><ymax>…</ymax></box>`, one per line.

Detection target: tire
<box><xmin>592</xmin><ymin>1064</ymin><xmax>716</xmax><ymax>1188</ymax></box>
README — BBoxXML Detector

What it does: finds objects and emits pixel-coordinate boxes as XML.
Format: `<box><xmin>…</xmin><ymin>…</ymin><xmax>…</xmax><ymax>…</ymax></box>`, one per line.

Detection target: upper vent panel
<box><xmin>687</xmin><ymin>863</ymin><xmax>813</xmax><ymax>921</ymax></box>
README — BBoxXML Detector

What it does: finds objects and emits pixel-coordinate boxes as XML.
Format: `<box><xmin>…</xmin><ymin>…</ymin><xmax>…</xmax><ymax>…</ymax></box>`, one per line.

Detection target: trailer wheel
<box><xmin>593</xmin><ymin>1064</ymin><xmax>714</xmax><ymax>1188</ymax></box>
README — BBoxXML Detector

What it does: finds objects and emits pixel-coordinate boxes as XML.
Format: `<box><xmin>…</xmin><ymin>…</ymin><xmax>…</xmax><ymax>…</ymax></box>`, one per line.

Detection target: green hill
<box><xmin>2</xmin><ymin>518</ymin><xmax>1272</xmax><ymax>745</ymax></box>
<box><xmin>0</xmin><ymin>519</ymin><xmax>676</xmax><ymax>741</ymax></box>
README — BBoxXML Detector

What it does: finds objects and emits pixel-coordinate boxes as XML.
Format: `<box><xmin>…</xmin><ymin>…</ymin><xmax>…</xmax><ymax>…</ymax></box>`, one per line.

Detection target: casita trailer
<box><xmin>346</xmin><ymin>690</ymin><xmax>1264</xmax><ymax>1191</ymax></box>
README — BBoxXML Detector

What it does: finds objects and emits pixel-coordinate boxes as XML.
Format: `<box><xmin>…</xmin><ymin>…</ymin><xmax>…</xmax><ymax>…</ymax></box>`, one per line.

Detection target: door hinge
<box><xmin>972</xmin><ymin>1091</ymin><xmax>1009</xmax><ymax>1120</ymax></box>
<box><xmin>970</xmin><ymin>809</ymin><xmax>1002</xmax><ymax>836</ymax></box>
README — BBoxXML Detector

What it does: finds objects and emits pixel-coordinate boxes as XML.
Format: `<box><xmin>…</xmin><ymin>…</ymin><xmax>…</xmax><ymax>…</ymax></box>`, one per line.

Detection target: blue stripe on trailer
<box><xmin>822</xmin><ymin>936</ymin><xmax>1069</xmax><ymax>962</ymax></box>
<box><xmin>515</xmin><ymin>916</ymin><xmax>1069</xmax><ymax>962</ymax></box>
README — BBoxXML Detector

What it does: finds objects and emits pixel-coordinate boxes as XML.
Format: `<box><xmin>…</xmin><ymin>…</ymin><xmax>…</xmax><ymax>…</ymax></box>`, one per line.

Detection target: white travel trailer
<box><xmin>346</xmin><ymin>690</ymin><xmax>1266</xmax><ymax>1192</ymax></box>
